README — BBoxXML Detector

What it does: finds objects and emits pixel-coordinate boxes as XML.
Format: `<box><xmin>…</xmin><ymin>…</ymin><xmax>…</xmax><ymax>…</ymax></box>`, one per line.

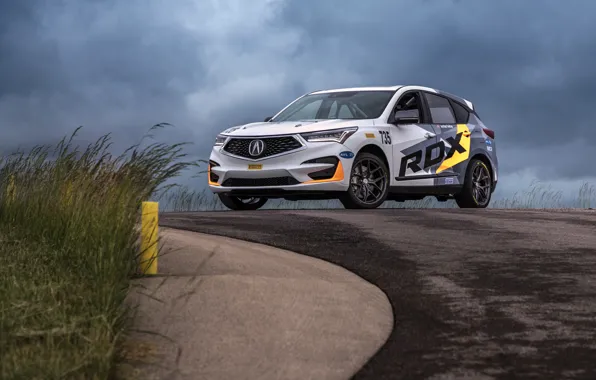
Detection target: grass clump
<box><xmin>0</xmin><ymin>125</ymin><xmax>194</xmax><ymax>380</ymax></box>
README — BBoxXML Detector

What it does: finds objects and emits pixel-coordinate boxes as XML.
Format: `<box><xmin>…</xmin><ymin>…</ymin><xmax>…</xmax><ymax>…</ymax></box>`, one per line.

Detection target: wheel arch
<box><xmin>356</xmin><ymin>144</ymin><xmax>391</xmax><ymax>174</ymax></box>
<box><xmin>469</xmin><ymin>153</ymin><xmax>494</xmax><ymax>185</ymax></box>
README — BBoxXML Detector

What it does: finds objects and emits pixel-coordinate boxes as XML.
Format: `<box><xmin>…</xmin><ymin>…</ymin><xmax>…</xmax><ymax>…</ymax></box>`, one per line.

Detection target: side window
<box><xmin>424</xmin><ymin>93</ymin><xmax>455</xmax><ymax>124</ymax></box>
<box><xmin>394</xmin><ymin>92</ymin><xmax>421</xmax><ymax>122</ymax></box>
<box><xmin>449</xmin><ymin>100</ymin><xmax>470</xmax><ymax>124</ymax></box>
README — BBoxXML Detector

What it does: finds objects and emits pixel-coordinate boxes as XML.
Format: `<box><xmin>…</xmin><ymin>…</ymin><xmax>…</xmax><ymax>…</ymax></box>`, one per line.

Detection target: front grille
<box><xmin>223</xmin><ymin>136</ymin><xmax>302</xmax><ymax>159</ymax></box>
<box><xmin>222</xmin><ymin>177</ymin><xmax>300</xmax><ymax>187</ymax></box>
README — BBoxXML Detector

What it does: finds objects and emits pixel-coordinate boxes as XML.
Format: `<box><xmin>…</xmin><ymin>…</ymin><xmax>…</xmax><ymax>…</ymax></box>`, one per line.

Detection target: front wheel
<box><xmin>340</xmin><ymin>152</ymin><xmax>390</xmax><ymax>209</ymax></box>
<box><xmin>217</xmin><ymin>194</ymin><xmax>268</xmax><ymax>211</ymax></box>
<box><xmin>455</xmin><ymin>159</ymin><xmax>493</xmax><ymax>208</ymax></box>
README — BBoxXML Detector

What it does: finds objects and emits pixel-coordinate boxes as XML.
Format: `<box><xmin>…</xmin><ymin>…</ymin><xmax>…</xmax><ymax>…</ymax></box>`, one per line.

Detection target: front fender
<box><xmin>342</xmin><ymin>133</ymin><xmax>393</xmax><ymax>177</ymax></box>
<box><xmin>344</xmin><ymin>130</ymin><xmax>391</xmax><ymax>157</ymax></box>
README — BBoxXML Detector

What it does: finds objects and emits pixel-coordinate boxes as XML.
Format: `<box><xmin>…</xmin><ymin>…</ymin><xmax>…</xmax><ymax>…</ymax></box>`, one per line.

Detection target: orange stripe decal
<box><xmin>208</xmin><ymin>164</ymin><xmax>220</xmax><ymax>186</ymax></box>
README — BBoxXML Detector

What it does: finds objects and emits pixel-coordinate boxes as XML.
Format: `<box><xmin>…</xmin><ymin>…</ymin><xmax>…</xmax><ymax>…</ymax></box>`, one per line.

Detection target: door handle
<box><xmin>424</xmin><ymin>132</ymin><xmax>435</xmax><ymax>139</ymax></box>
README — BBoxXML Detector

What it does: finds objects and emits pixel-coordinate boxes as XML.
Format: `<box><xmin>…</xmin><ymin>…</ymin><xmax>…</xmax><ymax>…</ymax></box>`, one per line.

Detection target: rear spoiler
<box><xmin>439</xmin><ymin>90</ymin><xmax>474</xmax><ymax>112</ymax></box>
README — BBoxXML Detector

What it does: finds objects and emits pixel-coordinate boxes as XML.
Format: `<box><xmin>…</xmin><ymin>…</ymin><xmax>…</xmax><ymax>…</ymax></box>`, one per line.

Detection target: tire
<box><xmin>340</xmin><ymin>152</ymin><xmax>390</xmax><ymax>209</ymax></box>
<box><xmin>217</xmin><ymin>194</ymin><xmax>268</xmax><ymax>211</ymax></box>
<box><xmin>455</xmin><ymin>158</ymin><xmax>492</xmax><ymax>208</ymax></box>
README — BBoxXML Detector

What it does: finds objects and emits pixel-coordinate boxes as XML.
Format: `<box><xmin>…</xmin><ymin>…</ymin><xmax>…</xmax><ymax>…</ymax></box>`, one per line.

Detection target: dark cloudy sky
<box><xmin>1</xmin><ymin>0</ymin><xmax>594</xmax><ymax>199</ymax></box>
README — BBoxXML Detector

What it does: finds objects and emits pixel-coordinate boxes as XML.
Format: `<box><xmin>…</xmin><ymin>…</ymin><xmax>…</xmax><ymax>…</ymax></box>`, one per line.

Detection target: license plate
<box><xmin>248</xmin><ymin>164</ymin><xmax>262</xmax><ymax>170</ymax></box>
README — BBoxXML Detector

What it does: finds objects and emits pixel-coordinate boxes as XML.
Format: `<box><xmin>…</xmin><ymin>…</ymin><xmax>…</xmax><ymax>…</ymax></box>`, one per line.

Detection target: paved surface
<box><xmin>120</xmin><ymin>228</ymin><xmax>392</xmax><ymax>380</ymax></box>
<box><xmin>161</xmin><ymin>209</ymin><xmax>596</xmax><ymax>380</ymax></box>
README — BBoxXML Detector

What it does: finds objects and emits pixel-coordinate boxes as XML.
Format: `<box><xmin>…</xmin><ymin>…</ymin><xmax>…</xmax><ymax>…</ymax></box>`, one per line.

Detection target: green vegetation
<box><xmin>0</xmin><ymin>126</ymin><xmax>195</xmax><ymax>380</ymax></box>
<box><xmin>161</xmin><ymin>179</ymin><xmax>596</xmax><ymax>211</ymax></box>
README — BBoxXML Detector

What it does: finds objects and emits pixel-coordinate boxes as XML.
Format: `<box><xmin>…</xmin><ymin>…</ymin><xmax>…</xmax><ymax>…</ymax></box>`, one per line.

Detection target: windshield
<box><xmin>271</xmin><ymin>90</ymin><xmax>395</xmax><ymax>122</ymax></box>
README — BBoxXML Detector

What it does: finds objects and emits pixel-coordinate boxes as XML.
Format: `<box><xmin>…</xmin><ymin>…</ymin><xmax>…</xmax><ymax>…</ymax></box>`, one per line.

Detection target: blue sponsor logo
<box><xmin>485</xmin><ymin>139</ymin><xmax>492</xmax><ymax>145</ymax></box>
<box><xmin>339</xmin><ymin>151</ymin><xmax>355</xmax><ymax>159</ymax></box>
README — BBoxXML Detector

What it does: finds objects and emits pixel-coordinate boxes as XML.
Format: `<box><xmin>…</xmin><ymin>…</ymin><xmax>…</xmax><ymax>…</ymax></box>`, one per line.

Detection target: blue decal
<box><xmin>339</xmin><ymin>151</ymin><xmax>355</xmax><ymax>159</ymax></box>
<box><xmin>485</xmin><ymin>139</ymin><xmax>492</xmax><ymax>145</ymax></box>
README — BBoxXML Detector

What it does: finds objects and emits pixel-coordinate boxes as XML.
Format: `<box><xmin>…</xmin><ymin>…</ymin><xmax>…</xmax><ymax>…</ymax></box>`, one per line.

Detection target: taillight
<box><xmin>482</xmin><ymin>128</ymin><xmax>495</xmax><ymax>139</ymax></box>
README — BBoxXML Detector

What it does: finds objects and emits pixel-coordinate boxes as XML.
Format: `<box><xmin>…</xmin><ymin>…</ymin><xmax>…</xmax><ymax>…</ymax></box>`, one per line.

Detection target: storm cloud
<box><xmin>0</xmin><ymin>0</ymin><xmax>594</xmax><ymax>197</ymax></box>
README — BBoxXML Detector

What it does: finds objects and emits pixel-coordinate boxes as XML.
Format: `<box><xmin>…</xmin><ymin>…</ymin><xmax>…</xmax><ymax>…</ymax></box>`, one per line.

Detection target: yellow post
<box><xmin>140</xmin><ymin>201</ymin><xmax>159</xmax><ymax>275</ymax></box>
<box><xmin>6</xmin><ymin>175</ymin><xmax>15</xmax><ymax>203</ymax></box>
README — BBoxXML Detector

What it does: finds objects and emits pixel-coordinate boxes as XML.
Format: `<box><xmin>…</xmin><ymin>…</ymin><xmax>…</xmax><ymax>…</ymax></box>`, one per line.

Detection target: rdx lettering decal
<box><xmin>398</xmin><ymin>124</ymin><xmax>471</xmax><ymax>177</ymax></box>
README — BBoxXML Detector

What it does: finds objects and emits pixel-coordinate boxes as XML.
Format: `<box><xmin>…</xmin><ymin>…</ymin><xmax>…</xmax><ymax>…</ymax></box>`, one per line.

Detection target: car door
<box><xmin>422</xmin><ymin>92</ymin><xmax>471</xmax><ymax>180</ymax></box>
<box><xmin>389</xmin><ymin>90</ymin><xmax>441</xmax><ymax>186</ymax></box>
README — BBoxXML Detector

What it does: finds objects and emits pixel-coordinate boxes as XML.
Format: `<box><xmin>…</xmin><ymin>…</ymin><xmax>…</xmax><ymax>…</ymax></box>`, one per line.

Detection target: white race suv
<box><xmin>208</xmin><ymin>85</ymin><xmax>498</xmax><ymax>210</ymax></box>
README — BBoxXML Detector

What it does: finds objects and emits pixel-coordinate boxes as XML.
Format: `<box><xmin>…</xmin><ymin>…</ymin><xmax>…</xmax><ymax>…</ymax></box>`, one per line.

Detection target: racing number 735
<box><xmin>379</xmin><ymin>130</ymin><xmax>391</xmax><ymax>144</ymax></box>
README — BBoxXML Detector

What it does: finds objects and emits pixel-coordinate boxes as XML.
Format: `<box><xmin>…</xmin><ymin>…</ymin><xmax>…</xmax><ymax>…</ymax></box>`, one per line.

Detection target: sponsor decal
<box><xmin>399</xmin><ymin>124</ymin><xmax>471</xmax><ymax>177</ymax></box>
<box><xmin>485</xmin><ymin>138</ymin><xmax>492</xmax><ymax>145</ymax></box>
<box><xmin>339</xmin><ymin>151</ymin><xmax>355</xmax><ymax>159</ymax></box>
<box><xmin>444</xmin><ymin>177</ymin><xmax>454</xmax><ymax>185</ymax></box>
<box><xmin>487</xmin><ymin>146</ymin><xmax>493</xmax><ymax>152</ymax></box>
<box><xmin>365</xmin><ymin>133</ymin><xmax>376</xmax><ymax>138</ymax></box>
<box><xmin>437</xmin><ymin>124</ymin><xmax>454</xmax><ymax>129</ymax></box>
<box><xmin>248</xmin><ymin>164</ymin><xmax>263</xmax><ymax>170</ymax></box>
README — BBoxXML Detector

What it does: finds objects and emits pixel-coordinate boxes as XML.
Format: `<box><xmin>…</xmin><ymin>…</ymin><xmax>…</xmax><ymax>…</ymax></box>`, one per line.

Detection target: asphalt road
<box><xmin>161</xmin><ymin>209</ymin><xmax>596</xmax><ymax>380</ymax></box>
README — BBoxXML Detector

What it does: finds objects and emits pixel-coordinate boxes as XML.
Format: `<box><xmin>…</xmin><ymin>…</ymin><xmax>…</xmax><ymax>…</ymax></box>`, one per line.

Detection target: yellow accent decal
<box><xmin>248</xmin><ymin>164</ymin><xmax>263</xmax><ymax>170</ymax></box>
<box><xmin>436</xmin><ymin>124</ymin><xmax>471</xmax><ymax>173</ymax></box>
<box><xmin>365</xmin><ymin>133</ymin><xmax>375</xmax><ymax>138</ymax></box>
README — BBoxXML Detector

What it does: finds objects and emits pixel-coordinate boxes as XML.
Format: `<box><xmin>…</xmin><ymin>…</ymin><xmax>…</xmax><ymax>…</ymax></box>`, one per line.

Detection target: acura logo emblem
<box><xmin>248</xmin><ymin>139</ymin><xmax>265</xmax><ymax>156</ymax></box>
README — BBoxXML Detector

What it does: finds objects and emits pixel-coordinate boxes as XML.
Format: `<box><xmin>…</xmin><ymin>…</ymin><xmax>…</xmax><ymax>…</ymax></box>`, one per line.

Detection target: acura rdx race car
<box><xmin>208</xmin><ymin>85</ymin><xmax>498</xmax><ymax>210</ymax></box>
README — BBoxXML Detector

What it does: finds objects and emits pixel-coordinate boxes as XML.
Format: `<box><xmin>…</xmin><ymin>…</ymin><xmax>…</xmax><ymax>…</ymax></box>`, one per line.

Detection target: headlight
<box><xmin>300</xmin><ymin>127</ymin><xmax>358</xmax><ymax>143</ymax></box>
<box><xmin>214</xmin><ymin>134</ymin><xmax>227</xmax><ymax>146</ymax></box>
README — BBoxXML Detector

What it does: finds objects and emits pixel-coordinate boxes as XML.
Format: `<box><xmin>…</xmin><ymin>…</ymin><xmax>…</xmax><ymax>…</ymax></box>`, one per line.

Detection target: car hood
<box><xmin>221</xmin><ymin>119</ymin><xmax>367</xmax><ymax>137</ymax></box>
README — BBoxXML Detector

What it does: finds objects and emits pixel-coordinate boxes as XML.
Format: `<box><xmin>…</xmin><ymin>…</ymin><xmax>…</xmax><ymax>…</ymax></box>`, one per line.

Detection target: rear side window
<box><xmin>424</xmin><ymin>93</ymin><xmax>455</xmax><ymax>124</ymax></box>
<box><xmin>449</xmin><ymin>100</ymin><xmax>470</xmax><ymax>124</ymax></box>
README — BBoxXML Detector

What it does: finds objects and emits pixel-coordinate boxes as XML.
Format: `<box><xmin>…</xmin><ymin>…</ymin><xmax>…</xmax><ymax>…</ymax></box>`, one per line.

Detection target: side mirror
<box><xmin>390</xmin><ymin>110</ymin><xmax>419</xmax><ymax>125</ymax></box>
<box><xmin>264</xmin><ymin>116</ymin><xmax>273</xmax><ymax>122</ymax></box>
<box><xmin>394</xmin><ymin>116</ymin><xmax>419</xmax><ymax>125</ymax></box>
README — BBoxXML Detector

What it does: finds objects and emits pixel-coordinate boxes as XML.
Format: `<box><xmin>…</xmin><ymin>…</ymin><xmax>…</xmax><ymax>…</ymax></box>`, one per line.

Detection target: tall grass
<box><xmin>0</xmin><ymin>125</ymin><xmax>195</xmax><ymax>380</ymax></box>
<box><xmin>160</xmin><ymin>178</ymin><xmax>596</xmax><ymax>211</ymax></box>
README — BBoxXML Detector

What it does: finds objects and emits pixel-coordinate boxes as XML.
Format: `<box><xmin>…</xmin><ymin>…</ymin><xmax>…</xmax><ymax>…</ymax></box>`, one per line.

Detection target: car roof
<box><xmin>309</xmin><ymin>86</ymin><xmax>403</xmax><ymax>94</ymax></box>
<box><xmin>309</xmin><ymin>85</ymin><xmax>474</xmax><ymax>111</ymax></box>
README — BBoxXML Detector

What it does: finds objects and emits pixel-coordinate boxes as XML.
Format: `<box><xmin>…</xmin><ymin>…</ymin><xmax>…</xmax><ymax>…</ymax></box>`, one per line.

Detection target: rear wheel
<box><xmin>217</xmin><ymin>194</ymin><xmax>268</xmax><ymax>211</ymax></box>
<box><xmin>340</xmin><ymin>152</ymin><xmax>389</xmax><ymax>209</ymax></box>
<box><xmin>455</xmin><ymin>158</ymin><xmax>492</xmax><ymax>208</ymax></box>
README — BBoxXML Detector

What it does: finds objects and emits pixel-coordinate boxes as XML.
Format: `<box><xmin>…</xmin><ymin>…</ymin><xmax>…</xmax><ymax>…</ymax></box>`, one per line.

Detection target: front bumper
<box><xmin>208</xmin><ymin>138</ymin><xmax>352</xmax><ymax>195</ymax></box>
